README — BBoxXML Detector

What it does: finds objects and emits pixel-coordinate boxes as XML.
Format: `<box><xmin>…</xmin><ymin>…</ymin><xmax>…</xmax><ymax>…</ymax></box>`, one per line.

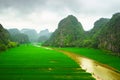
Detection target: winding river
<box><xmin>58</xmin><ymin>50</ymin><xmax>120</xmax><ymax>80</ymax></box>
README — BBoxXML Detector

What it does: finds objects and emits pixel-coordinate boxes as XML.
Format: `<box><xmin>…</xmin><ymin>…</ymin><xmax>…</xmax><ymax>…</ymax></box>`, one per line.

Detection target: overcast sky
<box><xmin>0</xmin><ymin>0</ymin><xmax>120</xmax><ymax>33</ymax></box>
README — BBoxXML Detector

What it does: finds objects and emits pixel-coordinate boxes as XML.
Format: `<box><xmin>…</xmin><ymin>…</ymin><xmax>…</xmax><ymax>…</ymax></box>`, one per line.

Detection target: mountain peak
<box><xmin>39</xmin><ymin>29</ymin><xmax>49</xmax><ymax>36</ymax></box>
<box><xmin>67</xmin><ymin>15</ymin><xmax>76</xmax><ymax>18</ymax></box>
<box><xmin>113</xmin><ymin>12</ymin><xmax>120</xmax><ymax>17</ymax></box>
<box><xmin>58</xmin><ymin>15</ymin><xmax>79</xmax><ymax>29</ymax></box>
<box><xmin>43</xmin><ymin>15</ymin><xmax>84</xmax><ymax>47</ymax></box>
<box><xmin>67</xmin><ymin>15</ymin><xmax>78</xmax><ymax>20</ymax></box>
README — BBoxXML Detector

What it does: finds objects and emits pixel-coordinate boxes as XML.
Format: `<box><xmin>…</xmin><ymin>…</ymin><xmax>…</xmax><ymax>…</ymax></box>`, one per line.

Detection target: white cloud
<box><xmin>0</xmin><ymin>0</ymin><xmax>119</xmax><ymax>32</ymax></box>
<box><xmin>78</xmin><ymin>15</ymin><xmax>102</xmax><ymax>31</ymax></box>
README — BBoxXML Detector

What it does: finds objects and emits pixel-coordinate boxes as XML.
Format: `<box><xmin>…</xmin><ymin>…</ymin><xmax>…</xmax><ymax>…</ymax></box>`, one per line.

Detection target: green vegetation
<box><xmin>1</xmin><ymin>12</ymin><xmax>120</xmax><ymax>79</ymax></box>
<box><xmin>44</xmin><ymin>15</ymin><xmax>84</xmax><ymax>47</ymax></box>
<box><xmin>44</xmin><ymin>13</ymin><xmax>120</xmax><ymax>56</ymax></box>
<box><xmin>0</xmin><ymin>45</ymin><xmax>95</xmax><ymax>80</ymax></box>
<box><xmin>60</xmin><ymin>48</ymin><xmax>120</xmax><ymax>71</ymax></box>
<box><xmin>83</xmin><ymin>18</ymin><xmax>110</xmax><ymax>48</ymax></box>
<box><xmin>0</xmin><ymin>24</ymin><xmax>18</xmax><ymax>51</ymax></box>
<box><xmin>8</xmin><ymin>28</ymin><xmax>30</xmax><ymax>44</ymax></box>
<box><xmin>98</xmin><ymin>13</ymin><xmax>120</xmax><ymax>54</ymax></box>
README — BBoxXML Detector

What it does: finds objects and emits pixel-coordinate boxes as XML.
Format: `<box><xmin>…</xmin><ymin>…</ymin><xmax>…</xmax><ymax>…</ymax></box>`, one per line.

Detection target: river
<box><xmin>58</xmin><ymin>50</ymin><xmax>120</xmax><ymax>80</ymax></box>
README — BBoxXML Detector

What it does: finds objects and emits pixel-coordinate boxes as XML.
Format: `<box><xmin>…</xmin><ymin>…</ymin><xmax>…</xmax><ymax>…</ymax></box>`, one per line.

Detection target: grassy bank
<box><xmin>60</xmin><ymin>48</ymin><xmax>120</xmax><ymax>71</ymax></box>
<box><xmin>0</xmin><ymin>45</ymin><xmax>95</xmax><ymax>80</ymax></box>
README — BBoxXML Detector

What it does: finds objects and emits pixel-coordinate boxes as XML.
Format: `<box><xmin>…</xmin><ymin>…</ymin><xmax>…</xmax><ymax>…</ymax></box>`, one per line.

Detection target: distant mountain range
<box><xmin>8</xmin><ymin>28</ymin><xmax>52</xmax><ymax>43</ymax></box>
<box><xmin>38</xmin><ymin>29</ymin><xmax>52</xmax><ymax>43</ymax></box>
<box><xmin>21</xmin><ymin>29</ymin><xmax>38</xmax><ymax>42</ymax></box>
<box><xmin>0</xmin><ymin>12</ymin><xmax>120</xmax><ymax>55</ymax></box>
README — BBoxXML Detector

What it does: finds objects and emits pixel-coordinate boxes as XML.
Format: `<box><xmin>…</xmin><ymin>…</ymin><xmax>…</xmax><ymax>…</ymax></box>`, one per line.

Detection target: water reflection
<box><xmin>60</xmin><ymin>50</ymin><xmax>120</xmax><ymax>80</ymax></box>
<box><xmin>80</xmin><ymin>58</ymin><xmax>94</xmax><ymax>72</ymax></box>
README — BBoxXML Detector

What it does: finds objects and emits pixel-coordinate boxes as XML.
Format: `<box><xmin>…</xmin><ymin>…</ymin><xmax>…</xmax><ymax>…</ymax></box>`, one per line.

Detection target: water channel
<box><xmin>59</xmin><ymin>50</ymin><xmax>120</xmax><ymax>80</ymax></box>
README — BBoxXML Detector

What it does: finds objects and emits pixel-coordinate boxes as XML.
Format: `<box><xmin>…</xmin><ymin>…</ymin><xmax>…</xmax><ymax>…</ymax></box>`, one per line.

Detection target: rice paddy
<box><xmin>0</xmin><ymin>44</ymin><xmax>95</xmax><ymax>80</ymax></box>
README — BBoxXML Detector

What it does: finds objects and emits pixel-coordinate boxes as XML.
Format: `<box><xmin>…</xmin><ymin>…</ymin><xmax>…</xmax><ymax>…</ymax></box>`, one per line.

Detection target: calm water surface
<box><xmin>60</xmin><ymin>50</ymin><xmax>120</xmax><ymax>80</ymax></box>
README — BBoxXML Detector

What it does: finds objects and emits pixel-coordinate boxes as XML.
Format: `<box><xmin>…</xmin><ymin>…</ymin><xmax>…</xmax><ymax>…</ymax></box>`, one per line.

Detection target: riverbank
<box><xmin>56</xmin><ymin>50</ymin><xmax>120</xmax><ymax>80</ymax></box>
<box><xmin>59</xmin><ymin>48</ymin><xmax>120</xmax><ymax>71</ymax></box>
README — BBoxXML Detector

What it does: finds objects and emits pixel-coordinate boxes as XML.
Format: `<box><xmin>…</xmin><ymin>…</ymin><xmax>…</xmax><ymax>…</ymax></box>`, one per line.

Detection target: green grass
<box><xmin>60</xmin><ymin>48</ymin><xmax>120</xmax><ymax>71</ymax></box>
<box><xmin>0</xmin><ymin>45</ymin><xmax>95</xmax><ymax>80</ymax></box>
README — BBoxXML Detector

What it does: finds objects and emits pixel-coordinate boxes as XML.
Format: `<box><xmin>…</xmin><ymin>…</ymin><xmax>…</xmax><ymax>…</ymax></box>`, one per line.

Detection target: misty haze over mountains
<box><xmin>8</xmin><ymin>28</ymin><xmax>52</xmax><ymax>43</ymax></box>
<box><xmin>0</xmin><ymin>1</ymin><xmax>120</xmax><ymax>80</ymax></box>
<box><xmin>43</xmin><ymin>12</ymin><xmax>120</xmax><ymax>56</ymax></box>
<box><xmin>1</xmin><ymin>0</ymin><xmax>120</xmax><ymax>32</ymax></box>
<box><xmin>1</xmin><ymin>12</ymin><xmax>120</xmax><ymax>56</ymax></box>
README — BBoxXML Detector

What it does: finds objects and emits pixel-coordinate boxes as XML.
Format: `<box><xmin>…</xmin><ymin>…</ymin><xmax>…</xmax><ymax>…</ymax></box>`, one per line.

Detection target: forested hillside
<box><xmin>82</xmin><ymin>18</ymin><xmax>110</xmax><ymax>48</ymax></box>
<box><xmin>44</xmin><ymin>13</ymin><xmax>120</xmax><ymax>56</ymax></box>
<box><xmin>0</xmin><ymin>24</ymin><xmax>10</xmax><ymax>50</ymax></box>
<box><xmin>98</xmin><ymin>13</ymin><xmax>120</xmax><ymax>55</ymax></box>
<box><xmin>44</xmin><ymin>15</ymin><xmax>84</xmax><ymax>47</ymax></box>
<box><xmin>0</xmin><ymin>24</ymin><xmax>17</xmax><ymax>51</ymax></box>
<box><xmin>8</xmin><ymin>28</ymin><xmax>30</xmax><ymax>44</ymax></box>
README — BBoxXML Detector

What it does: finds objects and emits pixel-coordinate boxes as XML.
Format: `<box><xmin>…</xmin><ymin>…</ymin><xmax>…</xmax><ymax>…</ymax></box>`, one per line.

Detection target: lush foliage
<box><xmin>0</xmin><ymin>45</ymin><xmax>95</xmax><ymax>80</ymax></box>
<box><xmin>44</xmin><ymin>15</ymin><xmax>84</xmax><ymax>47</ymax></box>
<box><xmin>98</xmin><ymin>13</ymin><xmax>120</xmax><ymax>55</ymax></box>
<box><xmin>0</xmin><ymin>24</ymin><xmax>10</xmax><ymax>45</ymax></box>
<box><xmin>0</xmin><ymin>24</ymin><xmax>18</xmax><ymax>51</ymax></box>
<box><xmin>44</xmin><ymin>13</ymin><xmax>120</xmax><ymax>56</ymax></box>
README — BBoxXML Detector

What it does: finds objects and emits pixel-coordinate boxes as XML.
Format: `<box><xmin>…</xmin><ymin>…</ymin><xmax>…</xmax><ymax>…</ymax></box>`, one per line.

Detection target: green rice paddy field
<box><xmin>0</xmin><ymin>45</ymin><xmax>95</xmax><ymax>80</ymax></box>
<box><xmin>60</xmin><ymin>48</ymin><xmax>120</xmax><ymax>71</ymax></box>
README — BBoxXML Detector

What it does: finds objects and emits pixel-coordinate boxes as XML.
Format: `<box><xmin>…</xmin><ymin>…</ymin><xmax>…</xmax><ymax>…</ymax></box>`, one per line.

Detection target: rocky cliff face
<box><xmin>98</xmin><ymin>13</ymin><xmax>120</xmax><ymax>54</ymax></box>
<box><xmin>0</xmin><ymin>24</ymin><xmax>10</xmax><ymax>45</ymax></box>
<box><xmin>85</xmin><ymin>18</ymin><xmax>110</xmax><ymax>48</ymax></box>
<box><xmin>0</xmin><ymin>24</ymin><xmax>11</xmax><ymax>51</ymax></box>
<box><xmin>44</xmin><ymin>13</ymin><xmax>120</xmax><ymax>55</ymax></box>
<box><xmin>44</xmin><ymin>15</ymin><xmax>84</xmax><ymax>47</ymax></box>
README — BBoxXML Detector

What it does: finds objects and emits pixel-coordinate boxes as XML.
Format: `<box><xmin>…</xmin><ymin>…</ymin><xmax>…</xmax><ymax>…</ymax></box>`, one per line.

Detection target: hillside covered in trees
<box><xmin>98</xmin><ymin>13</ymin><xmax>120</xmax><ymax>54</ymax></box>
<box><xmin>44</xmin><ymin>15</ymin><xmax>84</xmax><ymax>47</ymax></box>
<box><xmin>0</xmin><ymin>24</ymin><xmax>18</xmax><ymax>51</ymax></box>
<box><xmin>1</xmin><ymin>12</ymin><xmax>120</xmax><ymax>56</ymax></box>
<box><xmin>8</xmin><ymin>28</ymin><xmax>30</xmax><ymax>44</ymax></box>
<box><xmin>44</xmin><ymin>13</ymin><xmax>120</xmax><ymax>56</ymax></box>
<box><xmin>0</xmin><ymin>24</ymin><xmax>10</xmax><ymax>50</ymax></box>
